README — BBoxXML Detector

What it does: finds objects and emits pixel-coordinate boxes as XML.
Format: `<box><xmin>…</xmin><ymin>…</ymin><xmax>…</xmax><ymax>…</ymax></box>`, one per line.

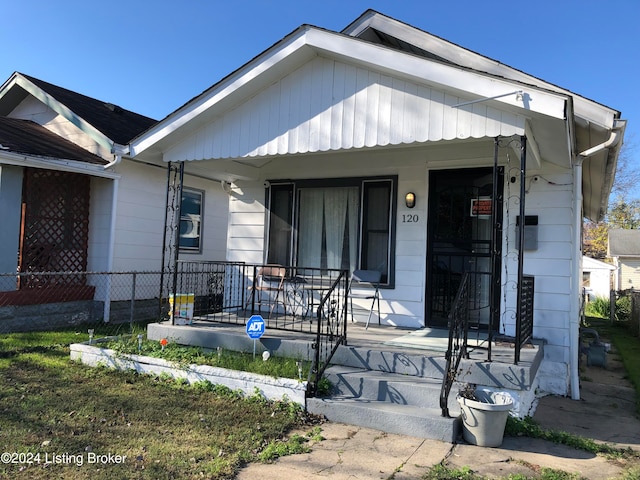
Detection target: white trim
<box><xmin>0</xmin><ymin>151</ymin><xmax>120</xmax><ymax>179</ymax></box>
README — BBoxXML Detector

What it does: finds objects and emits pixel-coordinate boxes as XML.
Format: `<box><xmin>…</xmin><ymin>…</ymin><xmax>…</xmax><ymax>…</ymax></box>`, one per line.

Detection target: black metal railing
<box><xmin>170</xmin><ymin>261</ymin><xmax>348</xmax><ymax>332</ymax></box>
<box><xmin>515</xmin><ymin>275</ymin><xmax>534</xmax><ymax>364</ymax></box>
<box><xmin>169</xmin><ymin>261</ymin><xmax>247</xmax><ymax>324</ymax></box>
<box><xmin>440</xmin><ymin>272</ymin><xmax>470</xmax><ymax>417</ymax></box>
<box><xmin>308</xmin><ymin>270</ymin><xmax>349</xmax><ymax>395</ymax></box>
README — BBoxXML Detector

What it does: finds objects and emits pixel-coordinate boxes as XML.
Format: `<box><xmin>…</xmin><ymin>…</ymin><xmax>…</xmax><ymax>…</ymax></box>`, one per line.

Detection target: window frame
<box><xmin>265</xmin><ymin>176</ymin><xmax>397</xmax><ymax>287</ymax></box>
<box><xmin>179</xmin><ymin>187</ymin><xmax>204</xmax><ymax>254</ymax></box>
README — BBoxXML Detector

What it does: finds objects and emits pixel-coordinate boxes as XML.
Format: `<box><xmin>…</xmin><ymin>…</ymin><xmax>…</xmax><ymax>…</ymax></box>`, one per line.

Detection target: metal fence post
<box><xmin>130</xmin><ymin>272</ymin><xmax>137</xmax><ymax>332</ymax></box>
<box><xmin>610</xmin><ymin>289</ymin><xmax>616</xmax><ymax>325</ymax></box>
<box><xmin>103</xmin><ymin>272</ymin><xmax>112</xmax><ymax>323</ymax></box>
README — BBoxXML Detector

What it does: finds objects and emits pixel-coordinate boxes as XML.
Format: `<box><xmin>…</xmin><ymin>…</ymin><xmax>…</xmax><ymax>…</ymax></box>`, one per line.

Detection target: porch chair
<box><xmin>348</xmin><ymin>269</ymin><xmax>381</xmax><ymax>329</ymax></box>
<box><xmin>245</xmin><ymin>264</ymin><xmax>288</xmax><ymax>317</ymax></box>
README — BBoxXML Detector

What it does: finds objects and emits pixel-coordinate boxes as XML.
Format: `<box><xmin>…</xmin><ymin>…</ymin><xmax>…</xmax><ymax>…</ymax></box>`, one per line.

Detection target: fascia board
<box><xmin>0</xmin><ymin>150</ymin><xmax>120</xmax><ymax>179</ymax></box>
<box><xmin>14</xmin><ymin>75</ymin><xmax>117</xmax><ymax>153</ymax></box>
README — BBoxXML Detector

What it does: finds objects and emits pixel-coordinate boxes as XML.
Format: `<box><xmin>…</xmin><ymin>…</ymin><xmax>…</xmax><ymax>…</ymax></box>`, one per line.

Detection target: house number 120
<box><xmin>402</xmin><ymin>214</ymin><xmax>419</xmax><ymax>223</ymax></box>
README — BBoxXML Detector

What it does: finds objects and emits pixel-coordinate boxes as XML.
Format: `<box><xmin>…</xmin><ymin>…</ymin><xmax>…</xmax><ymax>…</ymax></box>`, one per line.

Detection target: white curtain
<box><xmin>297</xmin><ymin>189</ymin><xmax>323</xmax><ymax>267</ymax></box>
<box><xmin>297</xmin><ymin>187</ymin><xmax>358</xmax><ymax>271</ymax></box>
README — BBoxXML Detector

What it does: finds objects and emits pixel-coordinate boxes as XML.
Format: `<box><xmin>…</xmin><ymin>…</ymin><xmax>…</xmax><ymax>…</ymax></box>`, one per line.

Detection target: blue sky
<box><xmin>2</xmin><ymin>1</ymin><xmax>638</xmax><ymax>167</ymax></box>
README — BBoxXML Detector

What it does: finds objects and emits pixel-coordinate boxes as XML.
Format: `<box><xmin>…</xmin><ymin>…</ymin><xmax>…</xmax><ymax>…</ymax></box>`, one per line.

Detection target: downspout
<box><xmin>104</xmin><ymin>144</ymin><xmax>129</xmax><ymax>170</ymax></box>
<box><xmin>579</xmin><ymin>127</ymin><xmax>622</xmax><ymax>158</ymax></box>
<box><xmin>102</xmin><ymin>144</ymin><xmax>126</xmax><ymax>322</ymax></box>
<box><xmin>569</xmin><ymin>157</ymin><xmax>583</xmax><ymax>400</ymax></box>
<box><xmin>102</xmin><ymin>176</ymin><xmax>119</xmax><ymax>323</ymax></box>
<box><xmin>569</xmin><ymin>125</ymin><xmax>623</xmax><ymax>399</ymax></box>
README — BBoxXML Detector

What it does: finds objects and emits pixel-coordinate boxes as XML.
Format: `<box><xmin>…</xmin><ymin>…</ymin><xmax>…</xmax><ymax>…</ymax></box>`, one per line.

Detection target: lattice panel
<box><xmin>20</xmin><ymin>169</ymin><xmax>90</xmax><ymax>287</ymax></box>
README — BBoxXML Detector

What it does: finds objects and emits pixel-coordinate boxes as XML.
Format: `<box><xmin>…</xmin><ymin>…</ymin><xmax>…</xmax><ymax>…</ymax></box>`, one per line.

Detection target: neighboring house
<box><xmin>128</xmin><ymin>9</ymin><xmax>626</xmax><ymax>398</ymax></box>
<box><xmin>582</xmin><ymin>256</ymin><xmax>614</xmax><ymax>299</ymax></box>
<box><xmin>0</xmin><ymin>73</ymin><xmax>230</xmax><ymax>318</ymax></box>
<box><xmin>608</xmin><ymin>229</ymin><xmax>640</xmax><ymax>290</ymax></box>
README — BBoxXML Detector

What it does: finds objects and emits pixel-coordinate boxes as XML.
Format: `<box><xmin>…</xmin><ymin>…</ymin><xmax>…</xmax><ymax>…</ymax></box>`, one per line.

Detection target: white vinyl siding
<box><xmin>165</xmin><ymin>57</ymin><xmax>526</xmax><ymax>162</ymax></box>
<box><xmin>619</xmin><ymin>259</ymin><xmax>640</xmax><ymax>289</ymax></box>
<box><xmin>112</xmin><ymin>161</ymin><xmax>228</xmax><ymax>272</ymax></box>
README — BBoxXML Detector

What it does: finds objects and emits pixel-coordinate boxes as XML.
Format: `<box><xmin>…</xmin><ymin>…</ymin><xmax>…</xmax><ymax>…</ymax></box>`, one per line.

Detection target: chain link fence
<box><xmin>0</xmin><ymin>271</ymin><xmax>164</xmax><ymax>337</ymax></box>
<box><xmin>0</xmin><ymin>262</ymin><xmax>348</xmax><ymax>341</ymax></box>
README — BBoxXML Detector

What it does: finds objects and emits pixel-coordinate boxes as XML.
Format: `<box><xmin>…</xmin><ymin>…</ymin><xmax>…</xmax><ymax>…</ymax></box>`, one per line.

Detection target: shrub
<box><xmin>616</xmin><ymin>294</ymin><xmax>632</xmax><ymax>323</ymax></box>
<box><xmin>584</xmin><ymin>296</ymin><xmax>610</xmax><ymax>319</ymax></box>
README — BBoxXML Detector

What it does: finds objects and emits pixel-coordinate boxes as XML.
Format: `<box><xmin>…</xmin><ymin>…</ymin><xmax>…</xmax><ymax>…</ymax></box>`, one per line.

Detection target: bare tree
<box><xmin>610</xmin><ymin>134</ymin><xmax>639</xmax><ymax>201</ymax></box>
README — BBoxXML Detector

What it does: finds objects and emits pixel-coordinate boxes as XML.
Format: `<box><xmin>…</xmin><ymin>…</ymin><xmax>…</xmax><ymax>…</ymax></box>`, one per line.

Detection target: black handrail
<box><xmin>440</xmin><ymin>272</ymin><xmax>470</xmax><ymax>417</ymax></box>
<box><xmin>308</xmin><ymin>270</ymin><xmax>348</xmax><ymax>396</ymax></box>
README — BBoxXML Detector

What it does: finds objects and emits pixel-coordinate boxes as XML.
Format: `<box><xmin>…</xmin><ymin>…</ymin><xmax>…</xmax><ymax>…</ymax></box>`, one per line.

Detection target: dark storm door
<box><xmin>426</xmin><ymin>167</ymin><xmax>503</xmax><ymax>329</ymax></box>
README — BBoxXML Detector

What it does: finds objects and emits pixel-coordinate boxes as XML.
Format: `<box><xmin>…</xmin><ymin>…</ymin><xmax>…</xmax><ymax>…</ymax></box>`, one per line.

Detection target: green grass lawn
<box><xmin>0</xmin><ymin>329</ymin><xmax>318</xmax><ymax>479</ymax></box>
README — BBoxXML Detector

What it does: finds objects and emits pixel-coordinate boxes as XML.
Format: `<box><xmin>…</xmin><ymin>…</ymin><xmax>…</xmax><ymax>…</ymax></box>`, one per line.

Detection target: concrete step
<box><xmin>307</xmin><ymin>396</ymin><xmax>461</xmax><ymax>443</ymax></box>
<box><xmin>331</xmin><ymin>343</ymin><xmax>448</xmax><ymax>378</ymax></box>
<box><xmin>324</xmin><ymin>365</ymin><xmax>461</xmax><ymax>413</ymax></box>
<box><xmin>310</xmin><ymin>365</ymin><xmax>463</xmax><ymax>441</ymax></box>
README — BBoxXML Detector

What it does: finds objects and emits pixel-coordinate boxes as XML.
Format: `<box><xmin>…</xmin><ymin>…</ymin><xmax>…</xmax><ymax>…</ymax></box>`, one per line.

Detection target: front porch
<box><xmin>147</xmin><ymin>319</ymin><xmax>543</xmax><ymax>441</ymax></box>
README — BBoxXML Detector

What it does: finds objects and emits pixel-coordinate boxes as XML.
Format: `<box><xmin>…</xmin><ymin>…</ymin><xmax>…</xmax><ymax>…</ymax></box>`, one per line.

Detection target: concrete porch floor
<box><xmin>147</xmin><ymin>318</ymin><xmax>543</xmax><ymax>388</ymax></box>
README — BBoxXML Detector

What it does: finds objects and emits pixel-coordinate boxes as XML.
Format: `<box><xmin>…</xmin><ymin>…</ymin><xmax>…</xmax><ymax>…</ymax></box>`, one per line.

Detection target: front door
<box><xmin>426</xmin><ymin>167</ymin><xmax>503</xmax><ymax>329</ymax></box>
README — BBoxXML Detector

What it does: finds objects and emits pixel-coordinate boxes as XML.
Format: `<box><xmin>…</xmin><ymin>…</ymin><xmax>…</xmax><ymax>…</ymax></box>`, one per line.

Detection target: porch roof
<box><xmin>130</xmin><ymin>24</ymin><xmax>569</xmax><ymax>162</ymax></box>
<box><xmin>129</xmin><ymin>10</ymin><xmax>625</xmax><ymax>222</ymax></box>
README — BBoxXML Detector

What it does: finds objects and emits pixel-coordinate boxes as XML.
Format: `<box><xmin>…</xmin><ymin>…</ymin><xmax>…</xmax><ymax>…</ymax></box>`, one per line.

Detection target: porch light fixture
<box><xmin>405</xmin><ymin>192</ymin><xmax>416</xmax><ymax>208</ymax></box>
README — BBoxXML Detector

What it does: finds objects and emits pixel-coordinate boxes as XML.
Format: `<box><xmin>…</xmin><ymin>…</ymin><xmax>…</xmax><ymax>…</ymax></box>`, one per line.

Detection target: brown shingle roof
<box><xmin>0</xmin><ymin>117</ymin><xmax>107</xmax><ymax>165</ymax></box>
<box><xmin>21</xmin><ymin>73</ymin><xmax>158</xmax><ymax>145</ymax></box>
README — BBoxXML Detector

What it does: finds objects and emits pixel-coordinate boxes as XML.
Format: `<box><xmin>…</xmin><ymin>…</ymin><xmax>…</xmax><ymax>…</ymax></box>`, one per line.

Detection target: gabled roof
<box><xmin>131</xmin><ymin>20</ymin><xmax>569</xmax><ymax>158</ymax></box>
<box><xmin>343</xmin><ymin>10</ymin><xmax>626</xmax><ymax>223</ymax></box>
<box><xmin>343</xmin><ymin>10</ymin><xmax>621</xmax><ymax>127</ymax></box>
<box><xmin>129</xmin><ymin>9</ymin><xmax>625</xmax><ymax>221</ymax></box>
<box><xmin>0</xmin><ymin>73</ymin><xmax>158</xmax><ymax>149</ymax></box>
<box><xmin>583</xmin><ymin>255</ymin><xmax>615</xmax><ymax>271</ymax></box>
<box><xmin>0</xmin><ymin>117</ymin><xmax>106</xmax><ymax>165</ymax></box>
<box><xmin>608</xmin><ymin>229</ymin><xmax>640</xmax><ymax>257</ymax></box>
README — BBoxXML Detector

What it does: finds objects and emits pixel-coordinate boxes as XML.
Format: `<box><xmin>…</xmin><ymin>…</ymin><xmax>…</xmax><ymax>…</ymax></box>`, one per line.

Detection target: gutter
<box><xmin>0</xmin><ymin>151</ymin><xmax>119</xmax><ymax>179</ymax></box>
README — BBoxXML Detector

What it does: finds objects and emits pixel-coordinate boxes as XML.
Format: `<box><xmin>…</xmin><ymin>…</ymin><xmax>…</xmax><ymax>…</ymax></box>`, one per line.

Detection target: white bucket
<box><xmin>457</xmin><ymin>391</ymin><xmax>513</xmax><ymax>447</ymax></box>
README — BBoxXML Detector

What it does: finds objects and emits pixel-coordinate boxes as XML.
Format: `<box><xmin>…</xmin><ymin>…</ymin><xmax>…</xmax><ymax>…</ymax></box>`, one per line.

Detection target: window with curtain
<box><xmin>266</xmin><ymin>177</ymin><xmax>396</xmax><ymax>286</ymax></box>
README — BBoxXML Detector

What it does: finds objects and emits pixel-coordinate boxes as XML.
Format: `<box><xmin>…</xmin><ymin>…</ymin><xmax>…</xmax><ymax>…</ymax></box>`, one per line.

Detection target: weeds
<box><xmin>505</xmin><ymin>416</ymin><xmax>638</xmax><ymax>459</ymax></box>
<box><xmin>100</xmin><ymin>335</ymin><xmax>311</xmax><ymax>380</ymax></box>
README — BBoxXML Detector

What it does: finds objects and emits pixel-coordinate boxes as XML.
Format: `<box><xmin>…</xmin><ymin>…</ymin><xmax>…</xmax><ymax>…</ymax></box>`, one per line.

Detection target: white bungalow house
<box><xmin>0</xmin><ymin>73</ymin><xmax>229</xmax><ymax>324</ymax></box>
<box><xmin>129</xmin><ymin>10</ymin><xmax>625</xmax><ymax>399</ymax></box>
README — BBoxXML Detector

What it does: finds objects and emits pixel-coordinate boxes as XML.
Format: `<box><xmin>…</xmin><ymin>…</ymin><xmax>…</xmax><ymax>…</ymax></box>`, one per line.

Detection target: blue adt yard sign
<box><xmin>246</xmin><ymin>315</ymin><xmax>265</xmax><ymax>339</ymax></box>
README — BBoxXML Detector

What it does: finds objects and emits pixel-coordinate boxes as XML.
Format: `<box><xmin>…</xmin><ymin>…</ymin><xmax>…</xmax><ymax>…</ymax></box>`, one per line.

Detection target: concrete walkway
<box><xmin>237</xmin><ymin>343</ymin><xmax>640</xmax><ymax>479</ymax></box>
